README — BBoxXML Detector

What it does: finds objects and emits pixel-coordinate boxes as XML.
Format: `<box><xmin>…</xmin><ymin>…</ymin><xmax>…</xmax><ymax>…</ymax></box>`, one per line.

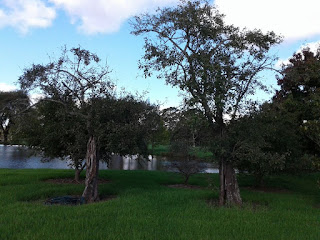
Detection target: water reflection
<box><xmin>0</xmin><ymin>144</ymin><xmax>218</xmax><ymax>173</ymax></box>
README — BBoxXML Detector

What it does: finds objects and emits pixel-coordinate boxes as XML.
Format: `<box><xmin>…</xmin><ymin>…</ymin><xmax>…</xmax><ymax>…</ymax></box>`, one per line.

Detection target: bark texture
<box><xmin>82</xmin><ymin>136</ymin><xmax>99</xmax><ymax>203</ymax></box>
<box><xmin>219</xmin><ymin>160</ymin><xmax>242</xmax><ymax>206</ymax></box>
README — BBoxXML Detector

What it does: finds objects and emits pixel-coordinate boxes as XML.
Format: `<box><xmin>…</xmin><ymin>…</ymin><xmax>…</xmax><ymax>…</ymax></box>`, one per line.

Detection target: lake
<box><xmin>0</xmin><ymin>144</ymin><xmax>218</xmax><ymax>173</ymax></box>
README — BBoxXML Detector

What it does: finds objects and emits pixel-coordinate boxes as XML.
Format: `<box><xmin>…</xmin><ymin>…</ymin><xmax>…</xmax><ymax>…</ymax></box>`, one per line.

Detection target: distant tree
<box><xmin>275</xmin><ymin>47</ymin><xmax>320</xmax><ymax>105</ymax></box>
<box><xmin>168</xmin><ymin>141</ymin><xmax>206</xmax><ymax>184</ymax></box>
<box><xmin>161</xmin><ymin>107</ymin><xmax>211</xmax><ymax>147</ymax></box>
<box><xmin>229</xmin><ymin>104</ymin><xmax>294</xmax><ymax>186</ymax></box>
<box><xmin>173</xmin><ymin>108</ymin><xmax>210</xmax><ymax>147</ymax></box>
<box><xmin>93</xmin><ymin>95</ymin><xmax>158</xmax><ymax>159</ymax></box>
<box><xmin>0</xmin><ymin>91</ymin><xmax>29</xmax><ymax>144</ymax></box>
<box><xmin>275</xmin><ymin>47</ymin><xmax>320</xmax><ymax>171</ymax></box>
<box><xmin>141</xmin><ymin>106</ymin><xmax>169</xmax><ymax>154</ymax></box>
<box><xmin>132</xmin><ymin>0</ymin><xmax>281</xmax><ymax>205</ymax></box>
<box><xmin>301</xmin><ymin>120</ymin><xmax>320</xmax><ymax>172</ymax></box>
<box><xmin>161</xmin><ymin>107</ymin><xmax>180</xmax><ymax>132</ymax></box>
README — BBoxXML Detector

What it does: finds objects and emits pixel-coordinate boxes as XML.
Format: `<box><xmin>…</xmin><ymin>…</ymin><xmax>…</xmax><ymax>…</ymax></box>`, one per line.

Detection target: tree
<box><xmin>19</xmin><ymin>46</ymin><xmax>113</xmax><ymax>202</ymax></box>
<box><xmin>229</xmin><ymin>104</ymin><xmax>291</xmax><ymax>186</ymax></box>
<box><xmin>131</xmin><ymin>0</ymin><xmax>281</xmax><ymax>205</ymax></box>
<box><xmin>275</xmin><ymin>47</ymin><xmax>320</xmax><ymax>171</ymax></box>
<box><xmin>0</xmin><ymin>91</ymin><xmax>30</xmax><ymax>144</ymax></box>
<box><xmin>168</xmin><ymin>141</ymin><xmax>206</xmax><ymax>184</ymax></box>
<box><xmin>162</xmin><ymin>107</ymin><xmax>211</xmax><ymax>147</ymax></box>
<box><xmin>18</xmin><ymin>46</ymin><xmax>158</xmax><ymax>202</ymax></box>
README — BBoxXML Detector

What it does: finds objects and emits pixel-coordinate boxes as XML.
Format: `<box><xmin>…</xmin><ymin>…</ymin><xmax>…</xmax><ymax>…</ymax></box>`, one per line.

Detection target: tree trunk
<box><xmin>2</xmin><ymin>127</ymin><xmax>9</xmax><ymax>145</ymax></box>
<box><xmin>219</xmin><ymin>160</ymin><xmax>242</xmax><ymax>206</ymax></box>
<box><xmin>82</xmin><ymin>136</ymin><xmax>99</xmax><ymax>203</ymax></box>
<box><xmin>184</xmin><ymin>175</ymin><xmax>190</xmax><ymax>185</ymax></box>
<box><xmin>75</xmin><ymin>168</ymin><xmax>81</xmax><ymax>182</ymax></box>
<box><xmin>192</xmin><ymin>131</ymin><xmax>196</xmax><ymax>147</ymax></box>
<box><xmin>74</xmin><ymin>162</ymin><xmax>85</xmax><ymax>182</ymax></box>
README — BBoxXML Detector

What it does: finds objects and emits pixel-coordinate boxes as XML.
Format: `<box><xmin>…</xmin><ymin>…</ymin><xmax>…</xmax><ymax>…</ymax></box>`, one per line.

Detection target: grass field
<box><xmin>0</xmin><ymin>169</ymin><xmax>319</xmax><ymax>240</ymax></box>
<box><xmin>148</xmin><ymin>144</ymin><xmax>214</xmax><ymax>160</ymax></box>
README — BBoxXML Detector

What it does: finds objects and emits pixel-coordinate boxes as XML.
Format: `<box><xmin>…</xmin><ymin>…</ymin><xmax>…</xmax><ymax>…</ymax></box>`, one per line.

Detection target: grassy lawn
<box><xmin>0</xmin><ymin>169</ymin><xmax>319</xmax><ymax>240</ymax></box>
<box><xmin>148</xmin><ymin>144</ymin><xmax>214</xmax><ymax>160</ymax></box>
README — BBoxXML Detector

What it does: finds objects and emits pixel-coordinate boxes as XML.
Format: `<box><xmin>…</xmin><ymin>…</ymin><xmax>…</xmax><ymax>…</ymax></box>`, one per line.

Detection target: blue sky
<box><xmin>1</xmin><ymin>0</ymin><xmax>320</xmax><ymax>108</ymax></box>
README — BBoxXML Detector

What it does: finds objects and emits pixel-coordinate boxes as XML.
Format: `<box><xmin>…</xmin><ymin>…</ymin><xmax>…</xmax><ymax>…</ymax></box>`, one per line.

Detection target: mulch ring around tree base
<box><xmin>167</xmin><ymin>184</ymin><xmax>206</xmax><ymax>190</ymax></box>
<box><xmin>45</xmin><ymin>195</ymin><xmax>117</xmax><ymax>206</ymax></box>
<box><xmin>44</xmin><ymin>178</ymin><xmax>110</xmax><ymax>185</ymax></box>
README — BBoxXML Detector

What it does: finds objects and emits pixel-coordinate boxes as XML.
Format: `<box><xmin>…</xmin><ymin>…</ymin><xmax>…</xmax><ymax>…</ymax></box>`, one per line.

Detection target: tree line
<box><xmin>1</xmin><ymin>0</ymin><xmax>319</xmax><ymax>205</ymax></box>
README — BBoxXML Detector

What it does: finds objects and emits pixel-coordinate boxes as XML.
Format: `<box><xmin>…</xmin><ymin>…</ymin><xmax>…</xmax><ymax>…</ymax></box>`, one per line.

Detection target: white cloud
<box><xmin>214</xmin><ymin>0</ymin><xmax>320</xmax><ymax>41</ymax></box>
<box><xmin>29</xmin><ymin>93</ymin><xmax>45</xmax><ymax>104</ymax></box>
<box><xmin>299</xmin><ymin>41</ymin><xmax>320</xmax><ymax>53</ymax></box>
<box><xmin>0</xmin><ymin>0</ymin><xmax>56</xmax><ymax>33</ymax></box>
<box><xmin>0</xmin><ymin>83</ymin><xmax>17</xmax><ymax>92</ymax></box>
<box><xmin>275</xmin><ymin>40</ymin><xmax>320</xmax><ymax>68</ymax></box>
<box><xmin>50</xmin><ymin>0</ymin><xmax>179</xmax><ymax>34</ymax></box>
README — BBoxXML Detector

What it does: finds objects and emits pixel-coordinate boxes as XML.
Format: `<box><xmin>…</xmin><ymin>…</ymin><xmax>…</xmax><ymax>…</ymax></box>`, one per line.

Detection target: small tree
<box><xmin>168</xmin><ymin>141</ymin><xmax>206</xmax><ymax>184</ymax></box>
<box><xmin>0</xmin><ymin>91</ymin><xmax>29</xmax><ymax>144</ymax></box>
<box><xmin>131</xmin><ymin>0</ymin><xmax>281</xmax><ymax>205</ymax></box>
<box><xmin>229</xmin><ymin>106</ymin><xmax>289</xmax><ymax>186</ymax></box>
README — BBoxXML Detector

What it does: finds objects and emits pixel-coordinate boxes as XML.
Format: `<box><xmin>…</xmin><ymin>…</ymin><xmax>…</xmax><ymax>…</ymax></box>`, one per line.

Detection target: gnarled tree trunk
<box><xmin>219</xmin><ymin>159</ymin><xmax>242</xmax><ymax>206</ymax></box>
<box><xmin>82</xmin><ymin>136</ymin><xmax>99</xmax><ymax>203</ymax></box>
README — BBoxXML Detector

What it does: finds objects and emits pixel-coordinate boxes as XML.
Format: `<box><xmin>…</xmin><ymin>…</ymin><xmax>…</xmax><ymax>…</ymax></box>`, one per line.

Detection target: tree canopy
<box><xmin>275</xmin><ymin>46</ymin><xmax>320</xmax><ymax>173</ymax></box>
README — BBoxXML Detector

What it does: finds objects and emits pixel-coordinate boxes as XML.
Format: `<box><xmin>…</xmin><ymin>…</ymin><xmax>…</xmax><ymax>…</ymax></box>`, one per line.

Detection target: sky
<box><xmin>0</xmin><ymin>0</ymin><xmax>320</xmax><ymax>108</ymax></box>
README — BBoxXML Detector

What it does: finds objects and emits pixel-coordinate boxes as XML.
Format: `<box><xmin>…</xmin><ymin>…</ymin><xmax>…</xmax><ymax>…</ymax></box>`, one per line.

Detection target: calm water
<box><xmin>0</xmin><ymin>144</ymin><xmax>218</xmax><ymax>173</ymax></box>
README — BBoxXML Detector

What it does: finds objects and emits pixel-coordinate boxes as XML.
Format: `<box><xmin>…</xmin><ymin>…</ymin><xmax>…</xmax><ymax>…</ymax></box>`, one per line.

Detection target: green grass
<box><xmin>148</xmin><ymin>144</ymin><xmax>170</xmax><ymax>156</ymax></box>
<box><xmin>0</xmin><ymin>169</ymin><xmax>319</xmax><ymax>240</ymax></box>
<box><xmin>148</xmin><ymin>144</ymin><xmax>214</xmax><ymax>160</ymax></box>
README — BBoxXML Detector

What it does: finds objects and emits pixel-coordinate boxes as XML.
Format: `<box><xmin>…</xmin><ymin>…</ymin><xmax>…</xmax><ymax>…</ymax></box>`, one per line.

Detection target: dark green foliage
<box><xmin>89</xmin><ymin>95</ymin><xmax>159</xmax><ymax>158</ymax></box>
<box><xmin>161</xmin><ymin>107</ymin><xmax>211</xmax><ymax>147</ymax></box>
<box><xmin>274</xmin><ymin>47</ymin><xmax>320</xmax><ymax>172</ymax></box>
<box><xmin>0</xmin><ymin>90</ymin><xmax>30</xmax><ymax>144</ymax></box>
<box><xmin>228</xmin><ymin>105</ymin><xmax>288</xmax><ymax>186</ymax></box>
<box><xmin>16</xmin><ymin>100</ymin><xmax>88</xmax><ymax>172</ymax></box>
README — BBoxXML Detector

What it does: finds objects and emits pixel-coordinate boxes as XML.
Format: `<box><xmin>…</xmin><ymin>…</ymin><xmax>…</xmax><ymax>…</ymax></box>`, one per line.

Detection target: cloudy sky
<box><xmin>1</xmin><ymin>0</ymin><xmax>319</xmax><ymax>106</ymax></box>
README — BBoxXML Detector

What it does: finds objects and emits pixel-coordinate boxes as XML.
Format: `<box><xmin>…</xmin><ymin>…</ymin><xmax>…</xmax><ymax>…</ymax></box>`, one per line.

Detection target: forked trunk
<box><xmin>74</xmin><ymin>162</ymin><xmax>85</xmax><ymax>182</ymax></box>
<box><xmin>219</xmin><ymin>160</ymin><xmax>242</xmax><ymax>206</ymax></box>
<box><xmin>82</xmin><ymin>136</ymin><xmax>99</xmax><ymax>203</ymax></box>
